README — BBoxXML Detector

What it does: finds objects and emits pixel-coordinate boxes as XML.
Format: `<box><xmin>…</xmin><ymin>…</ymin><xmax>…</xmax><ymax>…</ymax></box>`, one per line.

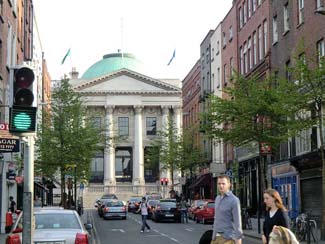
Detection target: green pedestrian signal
<box><xmin>10</xmin><ymin>106</ymin><xmax>37</xmax><ymax>133</ymax></box>
<box><xmin>9</xmin><ymin>66</ymin><xmax>37</xmax><ymax>134</ymax></box>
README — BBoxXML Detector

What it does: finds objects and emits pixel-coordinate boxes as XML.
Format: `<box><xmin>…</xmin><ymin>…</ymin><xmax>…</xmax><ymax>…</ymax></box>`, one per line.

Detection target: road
<box><xmin>87</xmin><ymin>209</ymin><xmax>260</xmax><ymax>244</ymax></box>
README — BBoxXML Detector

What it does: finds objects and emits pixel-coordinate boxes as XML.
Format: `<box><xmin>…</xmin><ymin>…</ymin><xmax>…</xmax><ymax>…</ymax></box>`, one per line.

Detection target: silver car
<box><xmin>102</xmin><ymin>200</ymin><xmax>127</xmax><ymax>220</ymax></box>
<box><xmin>6</xmin><ymin>208</ymin><xmax>93</xmax><ymax>244</ymax></box>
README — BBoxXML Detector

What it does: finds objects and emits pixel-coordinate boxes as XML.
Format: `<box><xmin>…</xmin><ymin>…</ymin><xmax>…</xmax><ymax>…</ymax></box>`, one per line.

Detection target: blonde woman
<box><xmin>262</xmin><ymin>189</ymin><xmax>290</xmax><ymax>244</ymax></box>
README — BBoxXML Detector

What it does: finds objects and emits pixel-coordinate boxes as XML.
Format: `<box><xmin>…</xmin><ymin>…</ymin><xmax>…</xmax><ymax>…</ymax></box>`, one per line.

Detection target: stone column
<box><xmin>133</xmin><ymin>106</ymin><xmax>145</xmax><ymax>185</ymax></box>
<box><xmin>104</xmin><ymin>105</ymin><xmax>116</xmax><ymax>186</ymax></box>
<box><xmin>160</xmin><ymin>106</ymin><xmax>171</xmax><ymax>181</ymax></box>
<box><xmin>173</xmin><ymin>105</ymin><xmax>182</xmax><ymax>184</ymax></box>
<box><xmin>173</xmin><ymin>105</ymin><xmax>182</xmax><ymax>136</ymax></box>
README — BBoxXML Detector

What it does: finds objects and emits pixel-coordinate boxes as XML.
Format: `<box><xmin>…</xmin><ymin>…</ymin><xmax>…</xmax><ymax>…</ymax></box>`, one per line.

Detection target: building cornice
<box><xmin>78</xmin><ymin>90</ymin><xmax>182</xmax><ymax>96</ymax></box>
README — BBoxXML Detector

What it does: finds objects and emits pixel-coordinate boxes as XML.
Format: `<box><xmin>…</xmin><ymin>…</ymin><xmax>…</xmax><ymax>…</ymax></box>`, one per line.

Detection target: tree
<box><xmin>202</xmin><ymin>73</ymin><xmax>312</xmax><ymax>189</ymax></box>
<box><xmin>36</xmin><ymin>78</ymin><xmax>103</xmax><ymax>207</ymax></box>
<box><xmin>291</xmin><ymin>54</ymin><xmax>325</xmax><ymax>239</ymax></box>
<box><xmin>178</xmin><ymin>125</ymin><xmax>204</xmax><ymax>179</ymax></box>
<box><xmin>146</xmin><ymin>114</ymin><xmax>182</xmax><ymax>189</ymax></box>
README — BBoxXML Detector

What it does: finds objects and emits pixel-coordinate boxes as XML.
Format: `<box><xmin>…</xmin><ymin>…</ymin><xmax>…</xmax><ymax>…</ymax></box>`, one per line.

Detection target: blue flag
<box><xmin>167</xmin><ymin>49</ymin><xmax>176</xmax><ymax>65</ymax></box>
<box><xmin>61</xmin><ymin>48</ymin><xmax>71</xmax><ymax>65</ymax></box>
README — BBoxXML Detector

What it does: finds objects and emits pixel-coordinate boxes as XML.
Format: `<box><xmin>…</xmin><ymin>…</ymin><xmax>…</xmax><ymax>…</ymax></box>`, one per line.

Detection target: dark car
<box><xmin>151</xmin><ymin>200</ymin><xmax>181</xmax><ymax>222</ymax></box>
<box><xmin>147</xmin><ymin>200</ymin><xmax>159</xmax><ymax>219</ymax></box>
<box><xmin>127</xmin><ymin>197</ymin><xmax>142</xmax><ymax>212</ymax></box>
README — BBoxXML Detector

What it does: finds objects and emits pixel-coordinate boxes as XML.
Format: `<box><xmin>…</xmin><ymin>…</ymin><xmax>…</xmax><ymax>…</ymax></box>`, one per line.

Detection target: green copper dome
<box><xmin>82</xmin><ymin>53</ymin><xmax>143</xmax><ymax>79</ymax></box>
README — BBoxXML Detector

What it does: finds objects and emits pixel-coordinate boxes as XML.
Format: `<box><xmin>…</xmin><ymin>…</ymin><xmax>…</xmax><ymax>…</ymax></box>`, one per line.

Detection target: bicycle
<box><xmin>295</xmin><ymin>213</ymin><xmax>318</xmax><ymax>243</ymax></box>
<box><xmin>242</xmin><ymin>208</ymin><xmax>252</xmax><ymax>230</ymax></box>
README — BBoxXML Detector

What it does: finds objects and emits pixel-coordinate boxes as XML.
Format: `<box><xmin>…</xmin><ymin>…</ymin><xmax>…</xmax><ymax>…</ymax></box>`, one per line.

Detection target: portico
<box><xmin>71</xmin><ymin>54</ymin><xmax>182</xmax><ymax>187</ymax></box>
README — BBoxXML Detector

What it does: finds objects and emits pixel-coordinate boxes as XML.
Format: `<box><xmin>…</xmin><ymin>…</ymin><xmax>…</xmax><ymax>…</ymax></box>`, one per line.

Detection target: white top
<box><xmin>269</xmin><ymin>209</ymin><xmax>277</xmax><ymax>218</ymax></box>
<box><xmin>140</xmin><ymin>202</ymin><xmax>148</xmax><ymax>215</ymax></box>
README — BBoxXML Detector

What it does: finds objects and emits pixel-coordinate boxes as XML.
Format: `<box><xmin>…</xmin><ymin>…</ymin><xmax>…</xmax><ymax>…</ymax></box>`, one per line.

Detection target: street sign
<box><xmin>225</xmin><ymin>169</ymin><xmax>233</xmax><ymax>178</ymax></box>
<box><xmin>0</xmin><ymin>138</ymin><xmax>20</xmax><ymax>152</ymax></box>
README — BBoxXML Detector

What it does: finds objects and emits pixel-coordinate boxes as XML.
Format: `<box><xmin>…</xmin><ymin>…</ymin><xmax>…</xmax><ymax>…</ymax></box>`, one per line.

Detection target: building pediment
<box><xmin>73</xmin><ymin>69</ymin><xmax>180</xmax><ymax>94</ymax></box>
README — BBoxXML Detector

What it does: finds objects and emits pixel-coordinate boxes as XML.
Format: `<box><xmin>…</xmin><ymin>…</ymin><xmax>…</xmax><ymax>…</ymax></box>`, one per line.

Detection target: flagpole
<box><xmin>121</xmin><ymin>17</ymin><xmax>124</xmax><ymax>64</ymax></box>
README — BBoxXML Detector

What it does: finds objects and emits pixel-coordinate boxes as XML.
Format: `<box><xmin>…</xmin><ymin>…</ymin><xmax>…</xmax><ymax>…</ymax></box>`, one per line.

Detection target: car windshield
<box><xmin>102</xmin><ymin>194</ymin><xmax>117</xmax><ymax>199</ymax></box>
<box><xmin>130</xmin><ymin>198</ymin><xmax>141</xmax><ymax>202</ymax></box>
<box><xmin>35</xmin><ymin>213</ymin><xmax>80</xmax><ymax>229</ymax></box>
<box><xmin>159</xmin><ymin>202</ymin><xmax>176</xmax><ymax>207</ymax></box>
<box><xmin>207</xmin><ymin>202</ymin><xmax>215</xmax><ymax>208</ymax></box>
<box><xmin>148</xmin><ymin>200</ymin><xmax>159</xmax><ymax>206</ymax></box>
<box><xmin>105</xmin><ymin>201</ymin><xmax>124</xmax><ymax>207</ymax></box>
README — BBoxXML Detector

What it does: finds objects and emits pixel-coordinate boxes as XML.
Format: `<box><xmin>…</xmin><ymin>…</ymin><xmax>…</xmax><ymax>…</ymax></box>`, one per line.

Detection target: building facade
<box><xmin>270</xmin><ymin>0</ymin><xmax>325</xmax><ymax>219</ymax></box>
<box><xmin>71</xmin><ymin>53</ymin><xmax>182</xmax><ymax>190</ymax></box>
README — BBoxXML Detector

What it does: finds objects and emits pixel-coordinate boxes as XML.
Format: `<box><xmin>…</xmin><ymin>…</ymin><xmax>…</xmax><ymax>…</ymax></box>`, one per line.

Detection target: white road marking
<box><xmin>185</xmin><ymin>228</ymin><xmax>194</xmax><ymax>232</ymax></box>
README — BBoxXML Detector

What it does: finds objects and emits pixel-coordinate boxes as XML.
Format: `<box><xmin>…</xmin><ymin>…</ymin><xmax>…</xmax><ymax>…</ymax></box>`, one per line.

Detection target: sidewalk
<box><xmin>0</xmin><ymin>232</ymin><xmax>6</xmax><ymax>243</ymax></box>
<box><xmin>243</xmin><ymin>218</ymin><xmax>325</xmax><ymax>244</ymax></box>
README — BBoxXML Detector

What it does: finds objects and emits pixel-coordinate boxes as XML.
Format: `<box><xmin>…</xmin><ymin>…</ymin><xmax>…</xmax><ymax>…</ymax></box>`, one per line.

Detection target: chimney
<box><xmin>70</xmin><ymin>67</ymin><xmax>79</xmax><ymax>79</ymax></box>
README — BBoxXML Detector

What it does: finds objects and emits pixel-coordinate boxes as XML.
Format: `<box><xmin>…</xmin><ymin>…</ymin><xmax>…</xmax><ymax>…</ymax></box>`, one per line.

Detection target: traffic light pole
<box><xmin>22</xmin><ymin>135</ymin><xmax>34</xmax><ymax>244</ymax></box>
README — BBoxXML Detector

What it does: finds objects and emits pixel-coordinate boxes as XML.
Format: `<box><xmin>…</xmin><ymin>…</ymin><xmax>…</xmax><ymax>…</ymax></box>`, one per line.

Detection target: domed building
<box><xmin>70</xmin><ymin>52</ymin><xmax>182</xmax><ymax>193</ymax></box>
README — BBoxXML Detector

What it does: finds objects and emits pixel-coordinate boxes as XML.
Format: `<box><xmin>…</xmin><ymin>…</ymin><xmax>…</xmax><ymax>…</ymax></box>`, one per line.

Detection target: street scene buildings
<box><xmin>1</xmin><ymin>0</ymin><xmax>325</xmax><ymax>242</ymax></box>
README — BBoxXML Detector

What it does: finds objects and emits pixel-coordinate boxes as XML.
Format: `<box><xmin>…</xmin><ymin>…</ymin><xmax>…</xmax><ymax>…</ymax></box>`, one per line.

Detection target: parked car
<box><xmin>102</xmin><ymin>200</ymin><xmax>127</xmax><ymax>220</ymax></box>
<box><xmin>127</xmin><ymin>196</ymin><xmax>142</xmax><ymax>213</ymax></box>
<box><xmin>147</xmin><ymin>199</ymin><xmax>159</xmax><ymax>219</ymax></box>
<box><xmin>195</xmin><ymin>201</ymin><xmax>215</xmax><ymax>224</ymax></box>
<box><xmin>188</xmin><ymin>199</ymin><xmax>210</xmax><ymax>220</ymax></box>
<box><xmin>151</xmin><ymin>199</ymin><xmax>181</xmax><ymax>222</ymax></box>
<box><xmin>6</xmin><ymin>208</ymin><xmax>93</xmax><ymax>244</ymax></box>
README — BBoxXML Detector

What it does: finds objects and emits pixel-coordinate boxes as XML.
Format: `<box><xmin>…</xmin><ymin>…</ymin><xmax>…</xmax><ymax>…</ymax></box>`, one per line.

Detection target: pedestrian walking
<box><xmin>211</xmin><ymin>175</ymin><xmax>242</xmax><ymax>244</ymax></box>
<box><xmin>262</xmin><ymin>189</ymin><xmax>290</xmax><ymax>244</ymax></box>
<box><xmin>180</xmin><ymin>196</ymin><xmax>189</xmax><ymax>223</ymax></box>
<box><xmin>138</xmin><ymin>197</ymin><xmax>151</xmax><ymax>233</ymax></box>
<box><xmin>9</xmin><ymin>196</ymin><xmax>16</xmax><ymax>213</ymax></box>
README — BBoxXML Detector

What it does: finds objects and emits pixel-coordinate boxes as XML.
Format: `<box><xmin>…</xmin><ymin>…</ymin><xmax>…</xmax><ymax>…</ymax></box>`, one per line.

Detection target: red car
<box><xmin>188</xmin><ymin>199</ymin><xmax>211</xmax><ymax>220</ymax></box>
<box><xmin>195</xmin><ymin>201</ymin><xmax>215</xmax><ymax>224</ymax></box>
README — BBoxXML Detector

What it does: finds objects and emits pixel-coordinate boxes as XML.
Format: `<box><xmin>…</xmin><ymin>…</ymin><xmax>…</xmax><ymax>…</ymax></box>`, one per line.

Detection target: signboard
<box><xmin>0</xmin><ymin>138</ymin><xmax>20</xmax><ymax>152</ymax></box>
<box><xmin>0</xmin><ymin>123</ymin><xmax>20</xmax><ymax>152</ymax></box>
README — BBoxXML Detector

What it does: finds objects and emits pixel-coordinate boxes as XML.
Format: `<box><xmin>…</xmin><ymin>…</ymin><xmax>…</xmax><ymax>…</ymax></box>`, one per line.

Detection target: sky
<box><xmin>33</xmin><ymin>0</ymin><xmax>233</xmax><ymax>81</ymax></box>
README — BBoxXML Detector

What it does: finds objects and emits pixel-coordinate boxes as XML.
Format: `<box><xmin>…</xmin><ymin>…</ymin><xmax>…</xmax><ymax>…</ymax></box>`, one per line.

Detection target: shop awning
<box><xmin>189</xmin><ymin>173</ymin><xmax>211</xmax><ymax>189</ymax></box>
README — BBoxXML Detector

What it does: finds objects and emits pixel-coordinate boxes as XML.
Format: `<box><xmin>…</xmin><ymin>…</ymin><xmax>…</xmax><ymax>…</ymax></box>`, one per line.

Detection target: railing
<box><xmin>85</xmin><ymin>184</ymin><xmax>181</xmax><ymax>196</ymax></box>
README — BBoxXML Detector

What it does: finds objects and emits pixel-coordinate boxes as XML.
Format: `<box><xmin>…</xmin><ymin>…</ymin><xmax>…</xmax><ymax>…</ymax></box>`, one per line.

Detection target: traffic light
<box><xmin>9</xmin><ymin>66</ymin><xmax>37</xmax><ymax>133</ymax></box>
<box><xmin>160</xmin><ymin>178</ymin><xmax>168</xmax><ymax>186</ymax></box>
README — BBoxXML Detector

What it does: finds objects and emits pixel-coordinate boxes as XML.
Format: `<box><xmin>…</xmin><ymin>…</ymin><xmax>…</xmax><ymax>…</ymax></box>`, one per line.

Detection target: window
<box><xmin>206</xmin><ymin>48</ymin><xmax>209</xmax><ymax>64</ymax></box>
<box><xmin>273</xmin><ymin>16</ymin><xmax>278</xmax><ymax>43</ymax></box>
<box><xmin>253</xmin><ymin>0</ymin><xmax>257</xmax><ymax>12</ymax></box>
<box><xmin>211</xmin><ymin>73</ymin><xmax>215</xmax><ymax>92</ymax></box>
<box><xmin>90</xmin><ymin>117</ymin><xmax>101</xmax><ymax>128</ymax></box>
<box><xmin>118</xmin><ymin>117</ymin><xmax>129</xmax><ymax>136</ymax></box>
<box><xmin>229</xmin><ymin>26</ymin><xmax>233</xmax><ymax>41</ymax></box>
<box><xmin>317</xmin><ymin>39</ymin><xmax>325</xmax><ymax>65</ymax></box>
<box><xmin>6</xmin><ymin>23</ymin><xmax>13</xmax><ymax>68</ymax></box>
<box><xmin>224</xmin><ymin>64</ymin><xmax>227</xmax><ymax>86</ymax></box>
<box><xmin>248</xmin><ymin>37</ymin><xmax>252</xmax><ymax>69</ymax></box>
<box><xmin>146</xmin><ymin>117</ymin><xmax>157</xmax><ymax>135</ymax></box>
<box><xmin>296</xmin><ymin>111</ymin><xmax>311</xmax><ymax>155</ymax></box>
<box><xmin>239</xmin><ymin>7</ymin><xmax>243</xmax><ymax>28</ymax></box>
<box><xmin>217</xmin><ymin>41</ymin><xmax>220</xmax><ymax>54</ymax></box>
<box><xmin>222</xmin><ymin>32</ymin><xmax>227</xmax><ymax>47</ymax></box>
<box><xmin>298</xmin><ymin>0</ymin><xmax>304</xmax><ymax>24</ymax></box>
<box><xmin>248</xmin><ymin>0</ymin><xmax>252</xmax><ymax>18</ymax></box>
<box><xmin>243</xmin><ymin>2</ymin><xmax>247</xmax><ymax>24</ymax></box>
<box><xmin>285</xmin><ymin>60</ymin><xmax>291</xmax><ymax>81</ymax></box>
<box><xmin>258</xmin><ymin>0</ymin><xmax>262</xmax><ymax>5</ymax></box>
<box><xmin>244</xmin><ymin>42</ymin><xmax>248</xmax><ymax>73</ymax></box>
<box><xmin>316</xmin><ymin>0</ymin><xmax>323</xmax><ymax>8</ymax></box>
<box><xmin>211</xmin><ymin>48</ymin><xmax>215</xmax><ymax>60</ymax></box>
<box><xmin>240</xmin><ymin>47</ymin><xmax>244</xmax><ymax>74</ymax></box>
<box><xmin>258</xmin><ymin>25</ymin><xmax>263</xmax><ymax>60</ymax></box>
<box><xmin>217</xmin><ymin>67</ymin><xmax>220</xmax><ymax>88</ymax></box>
<box><xmin>253</xmin><ymin>31</ymin><xmax>257</xmax><ymax>65</ymax></box>
<box><xmin>263</xmin><ymin>20</ymin><xmax>268</xmax><ymax>56</ymax></box>
<box><xmin>229</xmin><ymin>58</ymin><xmax>234</xmax><ymax>78</ymax></box>
<box><xmin>284</xmin><ymin>4</ymin><xmax>290</xmax><ymax>32</ymax></box>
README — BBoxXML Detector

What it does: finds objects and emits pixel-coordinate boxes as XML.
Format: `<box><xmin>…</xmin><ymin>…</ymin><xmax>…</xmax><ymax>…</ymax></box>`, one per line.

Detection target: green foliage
<box><xmin>35</xmin><ymin>78</ymin><xmax>103</xmax><ymax>183</ymax></box>
<box><xmin>201</xmin><ymin>72</ymin><xmax>314</xmax><ymax>149</ymax></box>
